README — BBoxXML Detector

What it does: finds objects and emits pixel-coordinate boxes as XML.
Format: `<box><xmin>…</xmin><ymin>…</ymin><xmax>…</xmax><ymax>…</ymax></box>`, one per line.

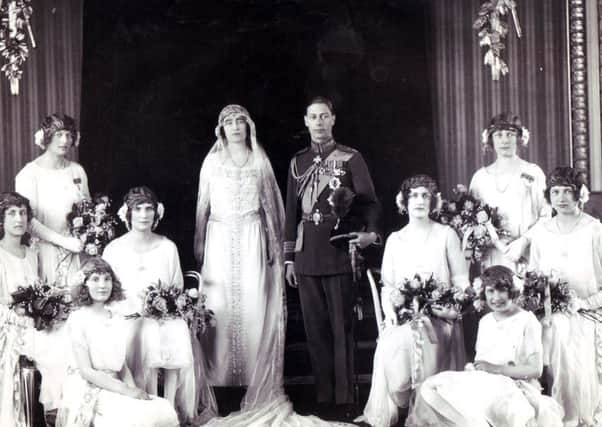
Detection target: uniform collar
<box><xmin>310</xmin><ymin>139</ymin><xmax>336</xmax><ymax>155</ymax></box>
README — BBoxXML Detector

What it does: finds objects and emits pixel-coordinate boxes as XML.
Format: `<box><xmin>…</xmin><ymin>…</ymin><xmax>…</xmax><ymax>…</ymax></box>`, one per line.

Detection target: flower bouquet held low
<box><xmin>517</xmin><ymin>271</ymin><xmax>572</xmax><ymax>320</ymax></box>
<box><xmin>518</xmin><ymin>271</ymin><xmax>602</xmax><ymax>324</ymax></box>
<box><xmin>433</xmin><ymin>184</ymin><xmax>511</xmax><ymax>263</ymax></box>
<box><xmin>429</xmin><ymin>282</ymin><xmax>477</xmax><ymax>319</ymax></box>
<box><xmin>387</xmin><ymin>274</ymin><xmax>475</xmax><ymax>388</ymax></box>
<box><xmin>388</xmin><ymin>274</ymin><xmax>439</xmax><ymax>325</ymax></box>
<box><xmin>66</xmin><ymin>194</ymin><xmax>117</xmax><ymax>256</ymax></box>
<box><xmin>130</xmin><ymin>280</ymin><xmax>216</xmax><ymax>337</ymax></box>
<box><xmin>10</xmin><ymin>279</ymin><xmax>72</xmax><ymax>331</ymax></box>
<box><xmin>388</xmin><ymin>274</ymin><xmax>474</xmax><ymax>325</ymax></box>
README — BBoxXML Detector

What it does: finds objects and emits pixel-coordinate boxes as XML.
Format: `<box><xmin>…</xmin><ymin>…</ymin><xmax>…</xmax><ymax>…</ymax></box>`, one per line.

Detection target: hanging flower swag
<box><xmin>473</xmin><ymin>0</ymin><xmax>522</xmax><ymax>80</ymax></box>
<box><xmin>0</xmin><ymin>0</ymin><xmax>35</xmax><ymax>95</ymax></box>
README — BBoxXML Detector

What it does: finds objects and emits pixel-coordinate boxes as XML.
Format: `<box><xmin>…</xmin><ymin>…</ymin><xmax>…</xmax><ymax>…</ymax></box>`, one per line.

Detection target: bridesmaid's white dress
<box><xmin>57</xmin><ymin>308</ymin><xmax>178</xmax><ymax>427</ymax></box>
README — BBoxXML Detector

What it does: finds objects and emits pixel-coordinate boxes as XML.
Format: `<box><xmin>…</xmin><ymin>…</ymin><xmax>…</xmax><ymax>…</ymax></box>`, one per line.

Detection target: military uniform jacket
<box><xmin>284</xmin><ymin>140</ymin><xmax>380</xmax><ymax>276</ymax></box>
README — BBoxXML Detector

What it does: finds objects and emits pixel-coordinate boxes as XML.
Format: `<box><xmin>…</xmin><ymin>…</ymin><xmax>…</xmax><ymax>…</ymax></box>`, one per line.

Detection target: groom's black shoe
<box><xmin>315</xmin><ymin>402</ymin><xmax>335</xmax><ymax>419</ymax></box>
<box><xmin>335</xmin><ymin>403</ymin><xmax>358</xmax><ymax>421</ymax></box>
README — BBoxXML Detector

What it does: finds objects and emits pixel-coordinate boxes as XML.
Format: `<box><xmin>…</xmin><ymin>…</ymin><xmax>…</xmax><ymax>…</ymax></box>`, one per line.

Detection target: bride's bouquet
<box><xmin>137</xmin><ymin>280</ymin><xmax>216</xmax><ymax>335</ymax></box>
<box><xmin>433</xmin><ymin>184</ymin><xmax>510</xmax><ymax>263</ymax></box>
<box><xmin>10</xmin><ymin>279</ymin><xmax>72</xmax><ymax>331</ymax></box>
<box><xmin>66</xmin><ymin>194</ymin><xmax>117</xmax><ymax>256</ymax></box>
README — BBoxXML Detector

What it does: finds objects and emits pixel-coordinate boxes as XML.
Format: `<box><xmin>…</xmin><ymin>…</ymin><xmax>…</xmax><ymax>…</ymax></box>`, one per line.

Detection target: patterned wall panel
<box><xmin>430</xmin><ymin>0</ymin><xmax>571</xmax><ymax>196</ymax></box>
<box><xmin>0</xmin><ymin>0</ymin><xmax>82</xmax><ymax>192</ymax></box>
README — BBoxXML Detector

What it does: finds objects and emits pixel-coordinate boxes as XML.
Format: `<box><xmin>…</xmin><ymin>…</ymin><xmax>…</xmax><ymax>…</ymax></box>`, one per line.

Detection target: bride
<box><xmin>196</xmin><ymin>105</ymin><xmax>349</xmax><ymax>426</ymax></box>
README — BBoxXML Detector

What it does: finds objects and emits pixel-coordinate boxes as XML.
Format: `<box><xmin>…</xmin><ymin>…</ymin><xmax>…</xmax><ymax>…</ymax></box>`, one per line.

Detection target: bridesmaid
<box><xmin>56</xmin><ymin>257</ymin><xmax>178</xmax><ymax>427</ymax></box>
<box><xmin>357</xmin><ymin>174</ymin><xmax>469</xmax><ymax>427</ymax></box>
<box><xmin>406</xmin><ymin>266</ymin><xmax>563</xmax><ymax>427</ymax></box>
<box><xmin>0</xmin><ymin>192</ymin><xmax>38</xmax><ymax>427</ymax></box>
<box><xmin>15</xmin><ymin>113</ymin><xmax>90</xmax><ymax>417</ymax></box>
<box><xmin>469</xmin><ymin>112</ymin><xmax>548</xmax><ymax>270</ymax></box>
<box><xmin>103</xmin><ymin>186</ymin><xmax>199</xmax><ymax>422</ymax></box>
<box><xmin>527</xmin><ymin>166</ymin><xmax>602</xmax><ymax>426</ymax></box>
<box><xmin>15</xmin><ymin>113</ymin><xmax>89</xmax><ymax>286</ymax></box>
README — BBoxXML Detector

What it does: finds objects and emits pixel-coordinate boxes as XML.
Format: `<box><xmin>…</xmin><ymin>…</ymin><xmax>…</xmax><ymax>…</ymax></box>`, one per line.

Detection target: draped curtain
<box><xmin>0</xmin><ymin>0</ymin><xmax>82</xmax><ymax>192</ymax></box>
<box><xmin>430</xmin><ymin>0</ymin><xmax>570</xmax><ymax>196</ymax></box>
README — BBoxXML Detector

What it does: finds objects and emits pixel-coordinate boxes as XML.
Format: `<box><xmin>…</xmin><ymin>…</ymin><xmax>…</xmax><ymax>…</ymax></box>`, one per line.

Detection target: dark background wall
<box><xmin>80</xmin><ymin>0</ymin><xmax>436</xmax><ymax>270</ymax></box>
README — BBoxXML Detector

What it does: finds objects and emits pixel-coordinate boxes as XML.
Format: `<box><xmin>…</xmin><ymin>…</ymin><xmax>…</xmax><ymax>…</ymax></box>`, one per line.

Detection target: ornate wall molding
<box><xmin>568</xmin><ymin>0</ymin><xmax>590</xmax><ymax>178</ymax></box>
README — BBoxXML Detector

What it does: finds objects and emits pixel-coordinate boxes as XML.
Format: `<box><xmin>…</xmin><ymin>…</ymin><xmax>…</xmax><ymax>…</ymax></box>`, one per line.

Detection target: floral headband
<box><xmin>481</xmin><ymin>124</ymin><xmax>530</xmax><ymax>149</ymax></box>
<box><xmin>214</xmin><ymin>104</ymin><xmax>257</xmax><ymax>141</ymax></box>
<box><xmin>34</xmin><ymin>127</ymin><xmax>81</xmax><ymax>150</ymax></box>
<box><xmin>548</xmin><ymin>173</ymin><xmax>590</xmax><ymax>206</ymax></box>
<box><xmin>117</xmin><ymin>202</ymin><xmax>165</xmax><ymax>230</ymax></box>
<box><xmin>395</xmin><ymin>190</ymin><xmax>443</xmax><ymax>214</ymax></box>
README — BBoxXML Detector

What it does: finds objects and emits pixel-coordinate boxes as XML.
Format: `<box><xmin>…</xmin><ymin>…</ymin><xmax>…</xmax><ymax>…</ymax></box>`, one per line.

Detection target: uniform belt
<box><xmin>301</xmin><ymin>211</ymin><xmax>335</xmax><ymax>225</ymax></box>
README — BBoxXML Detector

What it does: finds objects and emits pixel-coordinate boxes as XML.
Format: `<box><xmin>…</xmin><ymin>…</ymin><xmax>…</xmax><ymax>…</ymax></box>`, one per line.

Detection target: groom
<box><xmin>284</xmin><ymin>96</ymin><xmax>380</xmax><ymax>412</ymax></box>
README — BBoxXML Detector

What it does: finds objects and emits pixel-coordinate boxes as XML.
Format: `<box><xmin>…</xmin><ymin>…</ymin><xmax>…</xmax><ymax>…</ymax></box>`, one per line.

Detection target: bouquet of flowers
<box><xmin>517</xmin><ymin>271</ymin><xmax>572</xmax><ymax>318</ymax></box>
<box><xmin>10</xmin><ymin>280</ymin><xmax>72</xmax><ymax>331</ymax></box>
<box><xmin>66</xmin><ymin>194</ymin><xmax>117</xmax><ymax>256</ymax></box>
<box><xmin>430</xmin><ymin>282</ymin><xmax>477</xmax><ymax>317</ymax></box>
<box><xmin>138</xmin><ymin>280</ymin><xmax>216</xmax><ymax>335</ymax></box>
<box><xmin>389</xmin><ymin>274</ymin><xmax>477</xmax><ymax>325</ymax></box>
<box><xmin>433</xmin><ymin>184</ymin><xmax>511</xmax><ymax>263</ymax></box>
<box><xmin>388</xmin><ymin>274</ymin><xmax>439</xmax><ymax>325</ymax></box>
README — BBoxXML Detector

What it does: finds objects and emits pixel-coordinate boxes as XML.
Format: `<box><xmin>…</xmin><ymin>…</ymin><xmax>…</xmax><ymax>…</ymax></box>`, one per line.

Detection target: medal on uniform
<box><xmin>329</xmin><ymin>177</ymin><xmax>341</xmax><ymax>190</ymax></box>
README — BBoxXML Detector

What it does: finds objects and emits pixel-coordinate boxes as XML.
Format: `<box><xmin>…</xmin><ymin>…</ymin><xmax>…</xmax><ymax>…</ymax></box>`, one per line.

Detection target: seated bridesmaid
<box><xmin>406</xmin><ymin>265</ymin><xmax>563</xmax><ymax>427</ymax></box>
<box><xmin>103</xmin><ymin>186</ymin><xmax>196</xmax><ymax>422</ymax></box>
<box><xmin>56</xmin><ymin>257</ymin><xmax>178</xmax><ymax>427</ymax></box>
<box><xmin>357</xmin><ymin>174</ymin><xmax>469</xmax><ymax>427</ymax></box>
<box><xmin>0</xmin><ymin>192</ymin><xmax>38</xmax><ymax>427</ymax></box>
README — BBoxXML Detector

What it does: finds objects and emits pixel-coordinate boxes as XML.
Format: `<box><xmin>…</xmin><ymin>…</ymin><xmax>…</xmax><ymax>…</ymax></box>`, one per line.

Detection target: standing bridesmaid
<box><xmin>15</xmin><ymin>113</ymin><xmax>89</xmax><ymax>286</ymax></box>
<box><xmin>15</xmin><ymin>113</ymin><xmax>90</xmax><ymax>418</ymax></box>
<box><xmin>528</xmin><ymin>166</ymin><xmax>602</xmax><ymax>426</ymax></box>
<box><xmin>469</xmin><ymin>112</ymin><xmax>548</xmax><ymax>270</ymax></box>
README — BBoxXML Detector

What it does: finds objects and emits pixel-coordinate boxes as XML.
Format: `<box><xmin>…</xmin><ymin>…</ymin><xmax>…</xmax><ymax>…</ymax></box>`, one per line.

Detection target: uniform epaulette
<box><xmin>294</xmin><ymin>147</ymin><xmax>310</xmax><ymax>156</ymax></box>
<box><xmin>335</xmin><ymin>144</ymin><xmax>358</xmax><ymax>154</ymax></box>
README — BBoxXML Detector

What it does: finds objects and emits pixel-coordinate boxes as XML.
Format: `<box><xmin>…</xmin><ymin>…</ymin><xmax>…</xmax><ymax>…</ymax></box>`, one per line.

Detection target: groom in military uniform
<box><xmin>284</xmin><ymin>96</ymin><xmax>380</xmax><ymax>412</ymax></box>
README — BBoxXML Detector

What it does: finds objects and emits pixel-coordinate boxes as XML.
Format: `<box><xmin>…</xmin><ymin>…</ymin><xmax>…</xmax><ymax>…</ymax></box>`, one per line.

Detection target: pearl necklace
<box><xmin>227</xmin><ymin>147</ymin><xmax>251</xmax><ymax>168</ymax></box>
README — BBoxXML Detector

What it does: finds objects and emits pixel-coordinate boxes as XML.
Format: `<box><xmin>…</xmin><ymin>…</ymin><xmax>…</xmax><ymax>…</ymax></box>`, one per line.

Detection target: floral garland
<box><xmin>0</xmin><ymin>0</ymin><xmax>35</xmax><ymax>95</ymax></box>
<box><xmin>473</xmin><ymin>0</ymin><xmax>522</xmax><ymax>80</ymax></box>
